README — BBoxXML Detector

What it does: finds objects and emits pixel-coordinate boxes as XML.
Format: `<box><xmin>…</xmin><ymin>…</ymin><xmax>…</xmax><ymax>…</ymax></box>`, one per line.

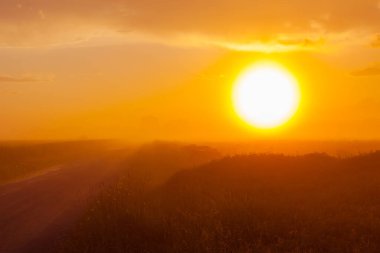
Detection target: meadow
<box><xmin>0</xmin><ymin>141</ymin><xmax>111</xmax><ymax>184</ymax></box>
<box><xmin>57</xmin><ymin>143</ymin><xmax>380</xmax><ymax>253</ymax></box>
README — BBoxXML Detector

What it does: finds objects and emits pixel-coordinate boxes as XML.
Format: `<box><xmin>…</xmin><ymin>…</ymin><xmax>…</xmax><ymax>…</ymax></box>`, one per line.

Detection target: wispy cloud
<box><xmin>0</xmin><ymin>74</ymin><xmax>54</xmax><ymax>83</ymax></box>
<box><xmin>351</xmin><ymin>64</ymin><xmax>380</xmax><ymax>76</ymax></box>
<box><xmin>371</xmin><ymin>35</ymin><xmax>380</xmax><ymax>48</ymax></box>
<box><xmin>0</xmin><ymin>0</ymin><xmax>379</xmax><ymax>51</ymax></box>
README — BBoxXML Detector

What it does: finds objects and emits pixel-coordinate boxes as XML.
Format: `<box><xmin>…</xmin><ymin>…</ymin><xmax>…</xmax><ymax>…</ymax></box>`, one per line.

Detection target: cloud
<box><xmin>351</xmin><ymin>64</ymin><xmax>380</xmax><ymax>76</ymax></box>
<box><xmin>0</xmin><ymin>74</ymin><xmax>54</xmax><ymax>83</ymax></box>
<box><xmin>0</xmin><ymin>0</ymin><xmax>380</xmax><ymax>51</ymax></box>
<box><xmin>371</xmin><ymin>35</ymin><xmax>380</xmax><ymax>48</ymax></box>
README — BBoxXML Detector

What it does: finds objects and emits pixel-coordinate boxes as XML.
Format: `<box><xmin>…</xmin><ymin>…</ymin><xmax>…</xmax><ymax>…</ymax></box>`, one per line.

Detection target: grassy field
<box><xmin>58</xmin><ymin>145</ymin><xmax>380</xmax><ymax>253</ymax></box>
<box><xmin>0</xmin><ymin>141</ymin><xmax>112</xmax><ymax>184</ymax></box>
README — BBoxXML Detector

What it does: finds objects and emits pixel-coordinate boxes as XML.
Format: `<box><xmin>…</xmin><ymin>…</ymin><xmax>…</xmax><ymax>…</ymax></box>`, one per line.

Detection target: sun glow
<box><xmin>233</xmin><ymin>62</ymin><xmax>300</xmax><ymax>129</ymax></box>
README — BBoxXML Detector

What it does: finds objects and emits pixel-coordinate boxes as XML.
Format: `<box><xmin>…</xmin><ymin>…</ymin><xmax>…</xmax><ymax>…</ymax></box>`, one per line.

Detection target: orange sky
<box><xmin>1</xmin><ymin>0</ymin><xmax>380</xmax><ymax>141</ymax></box>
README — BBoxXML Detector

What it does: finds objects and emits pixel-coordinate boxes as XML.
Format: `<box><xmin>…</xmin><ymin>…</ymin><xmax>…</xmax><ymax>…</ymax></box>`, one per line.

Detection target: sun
<box><xmin>232</xmin><ymin>62</ymin><xmax>300</xmax><ymax>129</ymax></box>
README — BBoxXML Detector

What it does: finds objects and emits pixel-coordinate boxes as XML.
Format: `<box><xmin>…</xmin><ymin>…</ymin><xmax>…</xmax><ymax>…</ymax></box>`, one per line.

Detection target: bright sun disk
<box><xmin>233</xmin><ymin>62</ymin><xmax>300</xmax><ymax>129</ymax></box>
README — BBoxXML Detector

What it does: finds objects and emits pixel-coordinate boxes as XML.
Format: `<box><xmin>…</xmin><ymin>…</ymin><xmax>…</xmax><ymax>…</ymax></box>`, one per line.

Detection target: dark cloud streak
<box><xmin>0</xmin><ymin>74</ymin><xmax>53</xmax><ymax>83</ymax></box>
<box><xmin>351</xmin><ymin>64</ymin><xmax>380</xmax><ymax>76</ymax></box>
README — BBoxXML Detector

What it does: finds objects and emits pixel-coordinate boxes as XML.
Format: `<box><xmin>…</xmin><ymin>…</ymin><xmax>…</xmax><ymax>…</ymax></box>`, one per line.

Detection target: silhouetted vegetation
<box><xmin>0</xmin><ymin>141</ymin><xmax>111</xmax><ymax>183</ymax></box>
<box><xmin>124</xmin><ymin>142</ymin><xmax>221</xmax><ymax>185</ymax></box>
<box><xmin>58</xmin><ymin>148</ymin><xmax>380</xmax><ymax>253</ymax></box>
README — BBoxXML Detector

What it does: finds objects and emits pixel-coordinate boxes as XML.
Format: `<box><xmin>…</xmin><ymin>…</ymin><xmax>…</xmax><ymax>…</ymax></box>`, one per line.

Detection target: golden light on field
<box><xmin>232</xmin><ymin>62</ymin><xmax>300</xmax><ymax>129</ymax></box>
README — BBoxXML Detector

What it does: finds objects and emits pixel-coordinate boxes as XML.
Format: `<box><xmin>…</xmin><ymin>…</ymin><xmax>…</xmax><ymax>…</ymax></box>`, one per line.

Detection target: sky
<box><xmin>1</xmin><ymin>0</ymin><xmax>380</xmax><ymax>141</ymax></box>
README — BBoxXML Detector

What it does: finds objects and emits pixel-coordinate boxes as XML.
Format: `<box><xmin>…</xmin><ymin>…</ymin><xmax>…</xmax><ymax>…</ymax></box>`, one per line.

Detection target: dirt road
<box><xmin>0</xmin><ymin>155</ymin><xmax>125</xmax><ymax>253</ymax></box>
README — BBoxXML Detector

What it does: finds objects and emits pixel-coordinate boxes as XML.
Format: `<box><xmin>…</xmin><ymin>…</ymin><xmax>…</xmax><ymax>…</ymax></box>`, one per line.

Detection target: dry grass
<box><xmin>0</xmin><ymin>141</ymin><xmax>110</xmax><ymax>183</ymax></box>
<box><xmin>58</xmin><ymin>149</ymin><xmax>380</xmax><ymax>253</ymax></box>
